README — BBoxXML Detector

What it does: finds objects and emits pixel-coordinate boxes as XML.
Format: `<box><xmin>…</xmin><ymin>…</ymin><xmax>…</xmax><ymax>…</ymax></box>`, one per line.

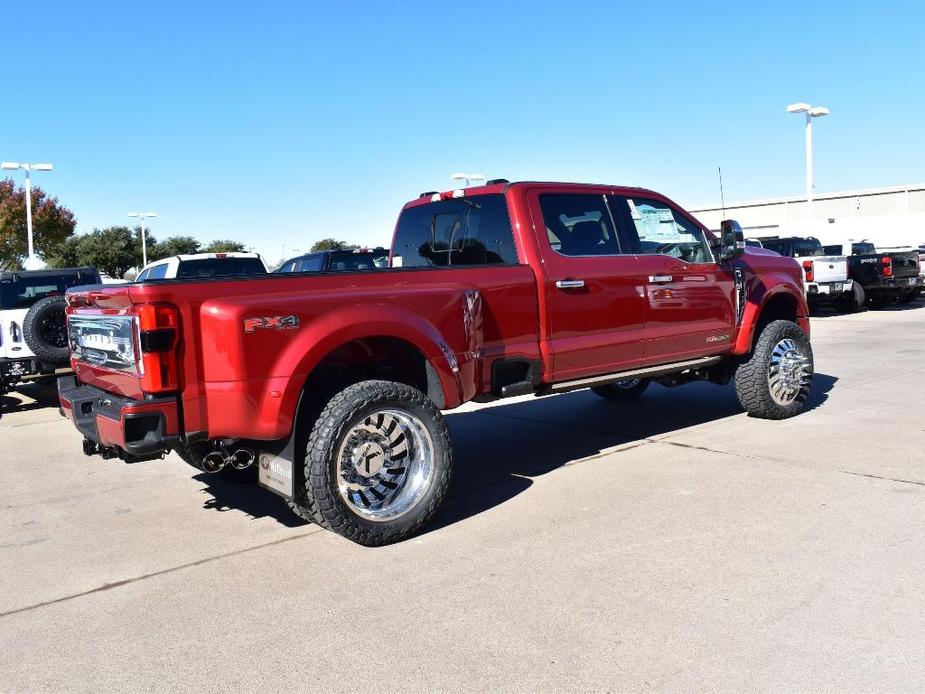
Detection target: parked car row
<box><xmin>749</xmin><ymin>235</ymin><xmax>922</xmax><ymax>312</ymax></box>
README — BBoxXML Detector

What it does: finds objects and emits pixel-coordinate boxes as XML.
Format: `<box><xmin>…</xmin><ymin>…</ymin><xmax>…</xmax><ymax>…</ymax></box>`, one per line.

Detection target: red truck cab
<box><xmin>59</xmin><ymin>181</ymin><xmax>812</xmax><ymax>545</ymax></box>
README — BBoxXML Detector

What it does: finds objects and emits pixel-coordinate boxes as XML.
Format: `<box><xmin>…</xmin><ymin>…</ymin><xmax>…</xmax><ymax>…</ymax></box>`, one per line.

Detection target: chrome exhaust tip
<box><xmin>229</xmin><ymin>449</ymin><xmax>255</xmax><ymax>470</ymax></box>
<box><xmin>201</xmin><ymin>450</ymin><xmax>227</xmax><ymax>473</ymax></box>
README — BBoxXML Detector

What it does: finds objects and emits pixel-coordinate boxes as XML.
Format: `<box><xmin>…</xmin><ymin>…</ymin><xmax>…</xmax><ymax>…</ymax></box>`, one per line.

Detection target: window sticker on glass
<box><xmin>392</xmin><ymin>255</ymin><xmax>403</xmax><ymax>267</ymax></box>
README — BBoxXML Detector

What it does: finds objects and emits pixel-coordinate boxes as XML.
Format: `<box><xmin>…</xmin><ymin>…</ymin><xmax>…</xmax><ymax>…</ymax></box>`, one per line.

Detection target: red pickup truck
<box><xmin>59</xmin><ymin>181</ymin><xmax>813</xmax><ymax>545</ymax></box>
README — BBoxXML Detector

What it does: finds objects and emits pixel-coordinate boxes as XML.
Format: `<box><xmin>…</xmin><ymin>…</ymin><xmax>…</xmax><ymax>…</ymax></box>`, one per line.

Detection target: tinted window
<box><xmin>761</xmin><ymin>239</ymin><xmax>788</xmax><ymax>256</ymax></box>
<box><xmin>622</xmin><ymin>197</ymin><xmax>712</xmax><ymax>263</ymax></box>
<box><xmin>792</xmin><ymin>239</ymin><xmax>823</xmax><ymax>257</ymax></box>
<box><xmin>539</xmin><ymin>194</ymin><xmax>622</xmax><ymax>256</ymax></box>
<box><xmin>299</xmin><ymin>255</ymin><xmax>324</xmax><ymax>271</ymax></box>
<box><xmin>327</xmin><ymin>252</ymin><xmax>383</xmax><ymax>271</ymax></box>
<box><xmin>392</xmin><ymin>194</ymin><xmax>518</xmax><ymax>267</ymax></box>
<box><xmin>175</xmin><ymin>258</ymin><xmax>266</xmax><ymax>279</ymax></box>
<box><xmin>148</xmin><ymin>264</ymin><xmax>169</xmax><ymax>280</ymax></box>
<box><xmin>136</xmin><ymin>269</ymin><xmax>150</xmax><ymax>282</ymax></box>
<box><xmin>1</xmin><ymin>276</ymin><xmax>79</xmax><ymax>309</ymax></box>
<box><xmin>852</xmin><ymin>242</ymin><xmax>876</xmax><ymax>255</ymax></box>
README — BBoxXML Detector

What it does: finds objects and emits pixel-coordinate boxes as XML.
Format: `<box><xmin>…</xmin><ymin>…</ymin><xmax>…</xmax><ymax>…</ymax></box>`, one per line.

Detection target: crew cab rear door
<box><xmin>609</xmin><ymin>194</ymin><xmax>736</xmax><ymax>364</ymax></box>
<box><xmin>526</xmin><ymin>188</ymin><xmax>646</xmax><ymax>381</ymax></box>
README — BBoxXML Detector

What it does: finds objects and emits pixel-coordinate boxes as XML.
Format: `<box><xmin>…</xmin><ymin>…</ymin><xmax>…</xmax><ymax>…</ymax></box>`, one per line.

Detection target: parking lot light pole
<box><xmin>128</xmin><ymin>211</ymin><xmax>158</xmax><ymax>267</ymax></box>
<box><xmin>450</xmin><ymin>172</ymin><xmax>486</xmax><ymax>188</ymax></box>
<box><xmin>1</xmin><ymin>161</ymin><xmax>54</xmax><ymax>270</ymax></box>
<box><xmin>786</xmin><ymin>103</ymin><xmax>830</xmax><ymax>218</ymax></box>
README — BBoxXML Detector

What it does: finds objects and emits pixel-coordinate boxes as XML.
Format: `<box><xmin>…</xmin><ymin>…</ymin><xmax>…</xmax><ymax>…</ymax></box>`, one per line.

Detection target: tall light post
<box><xmin>786</xmin><ymin>103</ymin><xmax>830</xmax><ymax>218</ymax></box>
<box><xmin>128</xmin><ymin>211</ymin><xmax>158</xmax><ymax>267</ymax></box>
<box><xmin>450</xmin><ymin>172</ymin><xmax>485</xmax><ymax>188</ymax></box>
<box><xmin>1</xmin><ymin>161</ymin><xmax>54</xmax><ymax>270</ymax></box>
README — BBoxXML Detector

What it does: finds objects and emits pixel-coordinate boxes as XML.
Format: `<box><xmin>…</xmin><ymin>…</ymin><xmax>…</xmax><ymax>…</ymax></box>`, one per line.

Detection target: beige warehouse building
<box><xmin>688</xmin><ymin>183</ymin><xmax>925</xmax><ymax>250</ymax></box>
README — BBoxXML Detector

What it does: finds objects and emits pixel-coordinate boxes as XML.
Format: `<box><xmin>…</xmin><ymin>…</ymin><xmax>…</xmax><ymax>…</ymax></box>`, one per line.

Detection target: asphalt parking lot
<box><xmin>2</xmin><ymin>301</ymin><xmax>924</xmax><ymax>692</ymax></box>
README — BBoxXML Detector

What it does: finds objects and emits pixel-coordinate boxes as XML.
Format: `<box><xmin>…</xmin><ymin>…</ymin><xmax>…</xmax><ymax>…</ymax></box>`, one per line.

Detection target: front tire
<box><xmin>290</xmin><ymin>380</ymin><xmax>452</xmax><ymax>546</ymax></box>
<box><xmin>734</xmin><ymin>320</ymin><xmax>813</xmax><ymax>419</ymax></box>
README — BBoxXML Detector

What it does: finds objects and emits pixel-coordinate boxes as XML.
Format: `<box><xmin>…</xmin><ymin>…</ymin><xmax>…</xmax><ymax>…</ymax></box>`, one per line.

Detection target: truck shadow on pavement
<box><xmin>427</xmin><ymin>373</ymin><xmax>837</xmax><ymax>534</ymax></box>
<box><xmin>191</xmin><ymin>374</ymin><xmax>836</xmax><ymax>533</ymax></box>
<box><xmin>0</xmin><ymin>382</ymin><xmax>60</xmax><ymax>416</ymax></box>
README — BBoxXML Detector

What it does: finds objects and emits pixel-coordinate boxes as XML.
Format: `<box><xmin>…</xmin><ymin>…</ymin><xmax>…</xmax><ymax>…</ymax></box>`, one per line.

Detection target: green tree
<box><xmin>203</xmin><ymin>239</ymin><xmax>247</xmax><ymax>253</ymax></box>
<box><xmin>310</xmin><ymin>238</ymin><xmax>351</xmax><ymax>252</ymax></box>
<box><xmin>74</xmin><ymin>227</ymin><xmax>139</xmax><ymax>278</ymax></box>
<box><xmin>0</xmin><ymin>177</ymin><xmax>76</xmax><ymax>269</ymax></box>
<box><xmin>45</xmin><ymin>235</ymin><xmax>82</xmax><ymax>268</ymax></box>
<box><xmin>150</xmin><ymin>236</ymin><xmax>201</xmax><ymax>260</ymax></box>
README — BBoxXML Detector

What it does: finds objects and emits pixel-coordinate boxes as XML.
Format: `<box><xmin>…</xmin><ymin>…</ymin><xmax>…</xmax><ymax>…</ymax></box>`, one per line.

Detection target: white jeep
<box><xmin>0</xmin><ymin>267</ymin><xmax>100</xmax><ymax>394</ymax></box>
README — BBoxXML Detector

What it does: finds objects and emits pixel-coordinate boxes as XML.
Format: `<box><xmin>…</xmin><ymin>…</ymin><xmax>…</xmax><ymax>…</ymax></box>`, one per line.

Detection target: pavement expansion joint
<box><xmin>0</xmin><ymin>528</ymin><xmax>324</xmax><ymax>620</ymax></box>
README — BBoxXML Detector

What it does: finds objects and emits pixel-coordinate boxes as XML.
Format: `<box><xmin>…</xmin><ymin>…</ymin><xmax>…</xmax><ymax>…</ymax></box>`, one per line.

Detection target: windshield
<box><xmin>851</xmin><ymin>242</ymin><xmax>876</xmax><ymax>255</ymax></box>
<box><xmin>173</xmin><ymin>257</ymin><xmax>267</xmax><ymax>279</ymax></box>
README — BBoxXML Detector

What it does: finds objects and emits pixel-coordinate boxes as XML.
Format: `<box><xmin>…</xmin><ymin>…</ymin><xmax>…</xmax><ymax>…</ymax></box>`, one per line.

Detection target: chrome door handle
<box><xmin>555</xmin><ymin>279</ymin><xmax>585</xmax><ymax>289</ymax></box>
<box><xmin>648</xmin><ymin>275</ymin><xmax>673</xmax><ymax>284</ymax></box>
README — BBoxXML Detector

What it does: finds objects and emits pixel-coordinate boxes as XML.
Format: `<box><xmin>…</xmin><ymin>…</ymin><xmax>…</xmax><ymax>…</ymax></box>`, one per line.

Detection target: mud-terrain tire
<box><xmin>289</xmin><ymin>379</ymin><xmax>452</xmax><ymax>546</ymax></box>
<box><xmin>591</xmin><ymin>378</ymin><xmax>650</xmax><ymax>401</ymax></box>
<box><xmin>734</xmin><ymin>320</ymin><xmax>813</xmax><ymax>419</ymax></box>
<box><xmin>23</xmin><ymin>295</ymin><xmax>69</xmax><ymax>364</ymax></box>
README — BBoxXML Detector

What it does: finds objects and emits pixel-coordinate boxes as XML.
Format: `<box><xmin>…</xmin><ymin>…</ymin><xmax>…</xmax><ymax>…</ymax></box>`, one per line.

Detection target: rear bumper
<box><xmin>863</xmin><ymin>276</ymin><xmax>923</xmax><ymax>292</ymax></box>
<box><xmin>57</xmin><ymin>376</ymin><xmax>180</xmax><ymax>458</ymax></box>
<box><xmin>1</xmin><ymin>357</ymin><xmax>60</xmax><ymax>382</ymax></box>
<box><xmin>806</xmin><ymin>279</ymin><xmax>852</xmax><ymax>297</ymax></box>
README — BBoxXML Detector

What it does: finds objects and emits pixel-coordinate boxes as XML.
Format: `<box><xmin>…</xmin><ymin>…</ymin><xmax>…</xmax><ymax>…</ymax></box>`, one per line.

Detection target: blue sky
<box><xmin>3</xmin><ymin>1</ymin><xmax>923</xmax><ymax>263</ymax></box>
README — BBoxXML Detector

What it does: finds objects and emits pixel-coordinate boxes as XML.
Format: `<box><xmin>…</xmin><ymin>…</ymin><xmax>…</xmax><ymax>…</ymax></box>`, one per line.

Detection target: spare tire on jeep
<box><xmin>23</xmin><ymin>294</ymin><xmax>70</xmax><ymax>364</ymax></box>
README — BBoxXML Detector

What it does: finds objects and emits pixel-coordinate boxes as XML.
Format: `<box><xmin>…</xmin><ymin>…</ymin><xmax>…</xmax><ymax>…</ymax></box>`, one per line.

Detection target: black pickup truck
<box><xmin>824</xmin><ymin>242</ymin><xmax>922</xmax><ymax>307</ymax></box>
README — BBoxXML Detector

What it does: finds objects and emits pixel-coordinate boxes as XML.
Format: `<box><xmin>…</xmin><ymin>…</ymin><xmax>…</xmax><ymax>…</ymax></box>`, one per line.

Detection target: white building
<box><xmin>688</xmin><ymin>183</ymin><xmax>925</xmax><ymax>249</ymax></box>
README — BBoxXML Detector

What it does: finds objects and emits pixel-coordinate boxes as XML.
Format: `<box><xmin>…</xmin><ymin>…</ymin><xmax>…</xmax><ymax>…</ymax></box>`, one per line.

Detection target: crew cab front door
<box><xmin>527</xmin><ymin>189</ymin><xmax>646</xmax><ymax>381</ymax></box>
<box><xmin>609</xmin><ymin>195</ymin><xmax>736</xmax><ymax>364</ymax></box>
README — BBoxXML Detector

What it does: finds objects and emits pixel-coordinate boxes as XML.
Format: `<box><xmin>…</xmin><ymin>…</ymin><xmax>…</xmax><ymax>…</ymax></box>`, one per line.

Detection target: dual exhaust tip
<box><xmin>201</xmin><ymin>448</ymin><xmax>255</xmax><ymax>473</ymax></box>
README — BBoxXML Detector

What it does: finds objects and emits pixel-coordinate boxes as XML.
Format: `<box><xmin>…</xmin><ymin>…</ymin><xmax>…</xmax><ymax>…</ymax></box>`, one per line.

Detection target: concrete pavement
<box><xmin>1</xmin><ymin>302</ymin><xmax>924</xmax><ymax>692</ymax></box>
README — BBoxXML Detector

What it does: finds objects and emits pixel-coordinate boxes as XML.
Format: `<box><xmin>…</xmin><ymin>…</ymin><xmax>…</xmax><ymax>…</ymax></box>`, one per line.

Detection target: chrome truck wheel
<box><xmin>767</xmin><ymin>338</ymin><xmax>810</xmax><ymax>405</ymax></box>
<box><xmin>735</xmin><ymin>320</ymin><xmax>814</xmax><ymax>419</ymax></box>
<box><xmin>289</xmin><ymin>380</ymin><xmax>453</xmax><ymax>546</ymax></box>
<box><xmin>336</xmin><ymin>409</ymin><xmax>434</xmax><ymax>521</ymax></box>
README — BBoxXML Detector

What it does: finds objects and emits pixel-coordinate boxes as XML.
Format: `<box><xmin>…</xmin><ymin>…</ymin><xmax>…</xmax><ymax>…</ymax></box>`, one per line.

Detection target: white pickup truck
<box><xmin>757</xmin><ymin>236</ymin><xmax>854</xmax><ymax>310</ymax></box>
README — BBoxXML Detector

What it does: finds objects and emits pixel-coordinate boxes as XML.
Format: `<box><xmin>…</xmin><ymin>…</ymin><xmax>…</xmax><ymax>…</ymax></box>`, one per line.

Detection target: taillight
<box><xmin>136</xmin><ymin>303</ymin><xmax>180</xmax><ymax>393</ymax></box>
<box><xmin>802</xmin><ymin>260</ymin><xmax>814</xmax><ymax>283</ymax></box>
<box><xmin>881</xmin><ymin>256</ymin><xmax>893</xmax><ymax>277</ymax></box>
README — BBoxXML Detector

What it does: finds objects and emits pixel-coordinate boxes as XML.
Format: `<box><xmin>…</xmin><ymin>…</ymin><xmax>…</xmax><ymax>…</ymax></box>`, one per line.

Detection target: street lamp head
<box><xmin>142</xmin><ymin>212</ymin><xmax>158</xmax><ymax>217</ymax></box>
<box><xmin>450</xmin><ymin>173</ymin><xmax>467</xmax><ymax>181</ymax></box>
<box><xmin>787</xmin><ymin>103</ymin><xmax>811</xmax><ymax>113</ymax></box>
<box><xmin>127</xmin><ymin>212</ymin><xmax>140</xmax><ymax>218</ymax></box>
<box><xmin>468</xmin><ymin>174</ymin><xmax>486</xmax><ymax>182</ymax></box>
<box><xmin>32</xmin><ymin>163</ymin><xmax>53</xmax><ymax>171</ymax></box>
<box><xmin>1</xmin><ymin>162</ymin><xmax>20</xmax><ymax>170</ymax></box>
<box><xmin>809</xmin><ymin>106</ymin><xmax>830</xmax><ymax>117</ymax></box>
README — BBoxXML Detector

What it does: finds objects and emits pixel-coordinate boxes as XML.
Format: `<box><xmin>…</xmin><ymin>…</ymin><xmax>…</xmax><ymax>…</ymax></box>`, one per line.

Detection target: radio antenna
<box><xmin>718</xmin><ymin>166</ymin><xmax>727</xmax><ymax>218</ymax></box>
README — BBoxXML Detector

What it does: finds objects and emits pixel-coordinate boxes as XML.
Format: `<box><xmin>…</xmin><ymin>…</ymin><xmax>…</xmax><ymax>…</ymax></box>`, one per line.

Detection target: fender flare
<box><xmin>274</xmin><ymin>304</ymin><xmax>465</xmax><ymax>426</ymax></box>
<box><xmin>733</xmin><ymin>282</ymin><xmax>808</xmax><ymax>355</ymax></box>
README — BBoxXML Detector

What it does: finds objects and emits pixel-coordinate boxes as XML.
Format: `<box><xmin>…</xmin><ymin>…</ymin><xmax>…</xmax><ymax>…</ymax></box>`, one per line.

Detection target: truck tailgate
<box><xmin>810</xmin><ymin>256</ymin><xmax>848</xmax><ymax>283</ymax></box>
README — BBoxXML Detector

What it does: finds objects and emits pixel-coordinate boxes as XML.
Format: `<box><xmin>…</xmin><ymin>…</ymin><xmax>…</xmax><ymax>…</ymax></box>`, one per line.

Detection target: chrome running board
<box><xmin>545</xmin><ymin>356</ymin><xmax>723</xmax><ymax>394</ymax></box>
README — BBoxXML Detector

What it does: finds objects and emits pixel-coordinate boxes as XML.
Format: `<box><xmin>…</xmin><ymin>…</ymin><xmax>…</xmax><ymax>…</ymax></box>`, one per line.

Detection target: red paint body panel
<box><xmin>64</xmin><ymin>182</ymin><xmax>808</xmax><ymax>448</ymax></box>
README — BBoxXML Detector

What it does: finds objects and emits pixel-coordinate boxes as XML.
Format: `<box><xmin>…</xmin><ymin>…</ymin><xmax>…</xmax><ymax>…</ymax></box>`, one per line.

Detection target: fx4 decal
<box><xmin>244</xmin><ymin>315</ymin><xmax>300</xmax><ymax>333</ymax></box>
